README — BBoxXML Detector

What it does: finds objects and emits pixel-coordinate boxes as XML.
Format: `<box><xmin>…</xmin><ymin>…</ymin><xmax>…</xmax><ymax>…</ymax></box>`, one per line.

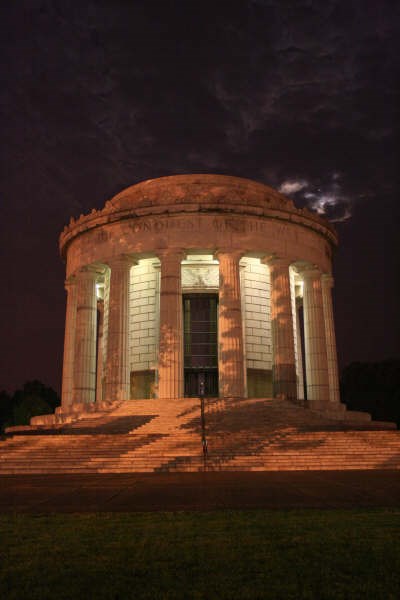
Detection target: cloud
<box><xmin>279</xmin><ymin>173</ymin><xmax>353</xmax><ymax>223</ymax></box>
<box><xmin>279</xmin><ymin>180</ymin><xmax>308</xmax><ymax>194</ymax></box>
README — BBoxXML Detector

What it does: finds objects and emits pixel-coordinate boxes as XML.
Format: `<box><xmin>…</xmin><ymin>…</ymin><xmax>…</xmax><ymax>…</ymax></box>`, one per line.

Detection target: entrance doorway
<box><xmin>183</xmin><ymin>294</ymin><xmax>218</xmax><ymax>397</ymax></box>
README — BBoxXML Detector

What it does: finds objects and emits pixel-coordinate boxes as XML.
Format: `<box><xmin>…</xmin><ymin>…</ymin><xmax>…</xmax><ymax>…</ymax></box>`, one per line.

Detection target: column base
<box><xmin>305</xmin><ymin>400</ymin><xmax>376</xmax><ymax>423</ymax></box>
<box><xmin>29</xmin><ymin>400</ymin><xmax>120</xmax><ymax>426</ymax></box>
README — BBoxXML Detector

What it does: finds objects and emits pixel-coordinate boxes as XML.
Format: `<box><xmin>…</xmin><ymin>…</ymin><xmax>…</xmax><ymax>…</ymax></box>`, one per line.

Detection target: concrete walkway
<box><xmin>0</xmin><ymin>470</ymin><xmax>399</xmax><ymax>513</ymax></box>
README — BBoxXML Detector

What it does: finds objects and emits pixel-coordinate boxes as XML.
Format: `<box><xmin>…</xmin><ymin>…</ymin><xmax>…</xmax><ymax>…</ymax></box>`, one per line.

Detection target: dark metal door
<box><xmin>183</xmin><ymin>294</ymin><xmax>218</xmax><ymax>397</ymax></box>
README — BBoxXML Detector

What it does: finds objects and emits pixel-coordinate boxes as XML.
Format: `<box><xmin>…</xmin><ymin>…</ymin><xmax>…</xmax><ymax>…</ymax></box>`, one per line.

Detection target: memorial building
<box><xmin>4</xmin><ymin>173</ymin><xmax>397</xmax><ymax>476</ymax></box>
<box><xmin>60</xmin><ymin>174</ymin><xmax>340</xmax><ymax>415</ymax></box>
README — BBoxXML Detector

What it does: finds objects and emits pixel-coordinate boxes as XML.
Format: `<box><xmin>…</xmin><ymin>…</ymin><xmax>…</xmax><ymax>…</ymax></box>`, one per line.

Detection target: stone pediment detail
<box><xmin>182</xmin><ymin>265</ymin><xmax>219</xmax><ymax>289</ymax></box>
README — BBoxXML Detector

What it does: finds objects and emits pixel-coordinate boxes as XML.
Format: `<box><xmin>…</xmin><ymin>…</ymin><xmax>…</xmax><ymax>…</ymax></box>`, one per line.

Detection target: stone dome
<box><xmin>107</xmin><ymin>174</ymin><xmax>294</xmax><ymax>215</ymax></box>
<box><xmin>60</xmin><ymin>173</ymin><xmax>337</xmax><ymax>259</ymax></box>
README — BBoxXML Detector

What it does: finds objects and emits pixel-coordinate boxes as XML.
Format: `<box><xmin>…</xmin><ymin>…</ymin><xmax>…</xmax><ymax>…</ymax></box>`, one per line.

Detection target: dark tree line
<box><xmin>341</xmin><ymin>360</ymin><xmax>400</xmax><ymax>427</ymax></box>
<box><xmin>0</xmin><ymin>380</ymin><xmax>60</xmax><ymax>433</ymax></box>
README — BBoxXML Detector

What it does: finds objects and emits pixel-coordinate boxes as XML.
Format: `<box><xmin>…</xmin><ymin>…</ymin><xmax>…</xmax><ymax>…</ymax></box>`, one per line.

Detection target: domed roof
<box><xmin>106</xmin><ymin>174</ymin><xmax>294</xmax><ymax>214</ymax></box>
<box><xmin>60</xmin><ymin>174</ymin><xmax>337</xmax><ymax>257</ymax></box>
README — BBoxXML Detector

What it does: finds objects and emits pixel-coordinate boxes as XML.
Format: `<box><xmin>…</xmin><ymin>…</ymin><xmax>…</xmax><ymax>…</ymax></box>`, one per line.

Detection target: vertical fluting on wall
<box><xmin>101</xmin><ymin>268</ymin><xmax>110</xmax><ymax>397</ymax></box>
<box><xmin>61</xmin><ymin>276</ymin><xmax>77</xmax><ymax>409</ymax></box>
<box><xmin>322</xmin><ymin>274</ymin><xmax>341</xmax><ymax>403</ymax></box>
<box><xmin>217</xmin><ymin>250</ymin><xmax>245</xmax><ymax>398</ymax></box>
<box><xmin>73</xmin><ymin>267</ymin><xmax>99</xmax><ymax>404</ymax></box>
<box><xmin>301</xmin><ymin>268</ymin><xmax>330</xmax><ymax>403</ymax></box>
<box><xmin>290</xmin><ymin>267</ymin><xmax>305</xmax><ymax>401</ymax></box>
<box><xmin>267</xmin><ymin>258</ymin><xmax>297</xmax><ymax>401</ymax></box>
<box><xmin>104</xmin><ymin>256</ymin><xmax>134</xmax><ymax>402</ymax></box>
<box><xmin>157</xmin><ymin>250</ymin><xmax>184</xmax><ymax>398</ymax></box>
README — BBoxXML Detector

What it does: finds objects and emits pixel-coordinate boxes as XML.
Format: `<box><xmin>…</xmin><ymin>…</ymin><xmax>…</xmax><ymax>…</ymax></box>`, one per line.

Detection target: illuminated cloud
<box><xmin>279</xmin><ymin>180</ymin><xmax>308</xmax><ymax>194</ymax></box>
<box><xmin>279</xmin><ymin>173</ymin><xmax>352</xmax><ymax>223</ymax></box>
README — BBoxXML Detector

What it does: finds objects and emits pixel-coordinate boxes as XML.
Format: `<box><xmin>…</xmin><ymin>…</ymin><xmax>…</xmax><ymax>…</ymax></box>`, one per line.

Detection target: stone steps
<box><xmin>1</xmin><ymin>433</ymin><xmax>398</xmax><ymax>473</ymax></box>
<box><xmin>1</xmin><ymin>397</ymin><xmax>399</xmax><ymax>473</ymax></box>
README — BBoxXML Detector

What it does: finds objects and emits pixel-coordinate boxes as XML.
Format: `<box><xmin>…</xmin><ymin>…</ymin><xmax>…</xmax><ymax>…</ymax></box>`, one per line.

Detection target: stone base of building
<box><xmin>304</xmin><ymin>399</ymin><xmax>374</xmax><ymax>423</ymax></box>
<box><xmin>28</xmin><ymin>399</ymin><xmax>121</xmax><ymax>427</ymax></box>
<box><xmin>19</xmin><ymin>396</ymin><xmax>395</xmax><ymax>430</ymax></box>
<box><xmin>4</xmin><ymin>396</ymin><xmax>394</xmax><ymax>437</ymax></box>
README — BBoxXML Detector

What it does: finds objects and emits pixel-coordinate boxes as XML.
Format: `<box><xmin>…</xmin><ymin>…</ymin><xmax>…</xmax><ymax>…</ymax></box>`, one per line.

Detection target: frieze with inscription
<box><xmin>125</xmin><ymin>215</ymin><xmax>295</xmax><ymax>238</ymax></box>
<box><xmin>128</xmin><ymin>218</ymin><xmax>196</xmax><ymax>233</ymax></box>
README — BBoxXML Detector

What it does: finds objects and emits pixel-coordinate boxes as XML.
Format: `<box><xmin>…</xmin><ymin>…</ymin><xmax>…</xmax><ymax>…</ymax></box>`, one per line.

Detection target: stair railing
<box><xmin>199</xmin><ymin>374</ymin><xmax>208</xmax><ymax>470</ymax></box>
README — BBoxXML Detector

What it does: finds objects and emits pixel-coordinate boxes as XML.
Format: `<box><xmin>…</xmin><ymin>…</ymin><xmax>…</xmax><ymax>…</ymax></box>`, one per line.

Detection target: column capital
<box><xmin>156</xmin><ymin>248</ymin><xmax>186</xmax><ymax>262</ymax></box>
<box><xmin>75</xmin><ymin>264</ymin><xmax>104</xmax><ymax>281</ymax></box>
<box><xmin>322</xmin><ymin>273</ymin><xmax>334</xmax><ymax>288</ymax></box>
<box><xmin>263</xmin><ymin>255</ymin><xmax>292</xmax><ymax>270</ymax></box>
<box><xmin>214</xmin><ymin>249</ymin><xmax>244</xmax><ymax>261</ymax></box>
<box><xmin>299</xmin><ymin>265</ymin><xmax>322</xmax><ymax>280</ymax></box>
<box><xmin>64</xmin><ymin>275</ymin><xmax>76</xmax><ymax>290</ymax></box>
<box><xmin>107</xmin><ymin>254</ymin><xmax>137</xmax><ymax>269</ymax></box>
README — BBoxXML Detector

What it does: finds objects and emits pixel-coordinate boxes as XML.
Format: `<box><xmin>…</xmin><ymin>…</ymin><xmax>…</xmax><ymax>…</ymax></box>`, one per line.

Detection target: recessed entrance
<box><xmin>183</xmin><ymin>294</ymin><xmax>218</xmax><ymax>397</ymax></box>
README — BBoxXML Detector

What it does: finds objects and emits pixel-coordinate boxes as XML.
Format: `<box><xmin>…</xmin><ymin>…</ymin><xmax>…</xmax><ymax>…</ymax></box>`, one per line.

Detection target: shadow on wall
<box><xmin>218</xmin><ymin>267</ymin><xmax>245</xmax><ymax>397</ymax></box>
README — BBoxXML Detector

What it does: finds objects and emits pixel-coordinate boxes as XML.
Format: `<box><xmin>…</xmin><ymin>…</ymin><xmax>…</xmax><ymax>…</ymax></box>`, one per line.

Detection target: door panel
<box><xmin>183</xmin><ymin>294</ymin><xmax>218</xmax><ymax>397</ymax></box>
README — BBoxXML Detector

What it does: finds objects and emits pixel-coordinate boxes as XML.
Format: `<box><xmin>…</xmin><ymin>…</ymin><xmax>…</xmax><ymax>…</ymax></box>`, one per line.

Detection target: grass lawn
<box><xmin>1</xmin><ymin>509</ymin><xmax>399</xmax><ymax>599</ymax></box>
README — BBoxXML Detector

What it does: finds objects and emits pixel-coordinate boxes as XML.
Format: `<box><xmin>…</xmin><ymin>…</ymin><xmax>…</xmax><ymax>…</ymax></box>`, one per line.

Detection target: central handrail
<box><xmin>199</xmin><ymin>378</ymin><xmax>208</xmax><ymax>471</ymax></box>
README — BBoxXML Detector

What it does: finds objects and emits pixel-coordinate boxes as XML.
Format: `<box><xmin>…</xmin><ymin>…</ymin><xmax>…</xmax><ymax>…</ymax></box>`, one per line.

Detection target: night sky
<box><xmin>1</xmin><ymin>0</ymin><xmax>399</xmax><ymax>394</ymax></box>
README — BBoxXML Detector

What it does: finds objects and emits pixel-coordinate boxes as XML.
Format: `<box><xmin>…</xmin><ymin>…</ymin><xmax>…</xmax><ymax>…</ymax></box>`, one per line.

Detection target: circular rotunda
<box><xmin>59</xmin><ymin>174</ymin><xmax>340</xmax><ymax>414</ymax></box>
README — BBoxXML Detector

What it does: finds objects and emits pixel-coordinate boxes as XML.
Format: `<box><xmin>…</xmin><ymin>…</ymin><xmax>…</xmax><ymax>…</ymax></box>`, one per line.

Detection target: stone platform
<box><xmin>2</xmin><ymin>398</ymin><xmax>399</xmax><ymax>474</ymax></box>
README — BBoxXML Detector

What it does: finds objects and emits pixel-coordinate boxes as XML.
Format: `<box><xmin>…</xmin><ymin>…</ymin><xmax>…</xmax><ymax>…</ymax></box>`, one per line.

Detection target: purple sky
<box><xmin>1</xmin><ymin>0</ymin><xmax>399</xmax><ymax>393</ymax></box>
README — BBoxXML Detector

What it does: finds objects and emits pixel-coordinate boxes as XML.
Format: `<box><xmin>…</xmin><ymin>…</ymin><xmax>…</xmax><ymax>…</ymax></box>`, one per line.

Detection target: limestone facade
<box><xmin>59</xmin><ymin>174</ymin><xmax>341</xmax><ymax>411</ymax></box>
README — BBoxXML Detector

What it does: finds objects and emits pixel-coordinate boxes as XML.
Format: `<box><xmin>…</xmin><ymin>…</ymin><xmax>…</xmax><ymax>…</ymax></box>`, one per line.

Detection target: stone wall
<box><xmin>241</xmin><ymin>258</ymin><xmax>272</xmax><ymax>396</ymax></box>
<box><xmin>129</xmin><ymin>259</ymin><xmax>159</xmax><ymax>398</ymax></box>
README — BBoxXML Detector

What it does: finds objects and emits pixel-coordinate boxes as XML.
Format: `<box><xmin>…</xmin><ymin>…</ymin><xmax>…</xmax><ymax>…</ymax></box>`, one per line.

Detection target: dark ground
<box><xmin>1</xmin><ymin>470</ymin><xmax>399</xmax><ymax>513</ymax></box>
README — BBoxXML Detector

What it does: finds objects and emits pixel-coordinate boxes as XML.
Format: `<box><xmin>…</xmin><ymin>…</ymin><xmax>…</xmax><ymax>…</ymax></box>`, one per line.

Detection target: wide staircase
<box><xmin>1</xmin><ymin>398</ymin><xmax>399</xmax><ymax>473</ymax></box>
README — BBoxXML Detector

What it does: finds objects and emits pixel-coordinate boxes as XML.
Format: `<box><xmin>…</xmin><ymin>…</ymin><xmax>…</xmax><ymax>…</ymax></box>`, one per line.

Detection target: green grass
<box><xmin>1</xmin><ymin>510</ymin><xmax>399</xmax><ymax>599</ymax></box>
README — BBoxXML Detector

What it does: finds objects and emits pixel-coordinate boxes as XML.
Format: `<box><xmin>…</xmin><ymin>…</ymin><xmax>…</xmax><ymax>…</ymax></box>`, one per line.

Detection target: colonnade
<box><xmin>61</xmin><ymin>250</ymin><xmax>340</xmax><ymax>409</ymax></box>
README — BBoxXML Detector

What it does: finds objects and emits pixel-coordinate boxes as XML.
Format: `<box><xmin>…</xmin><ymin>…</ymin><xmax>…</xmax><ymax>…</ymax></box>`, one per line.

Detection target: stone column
<box><xmin>61</xmin><ymin>276</ymin><xmax>77</xmax><ymax>410</ymax></box>
<box><xmin>322</xmin><ymin>274</ymin><xmax>341</xmax><ymax>404</ymax></box>
<box><xmin>157</xmin><ymin>250</ymin><xmax>184</xmax><ymax>398</ymax></box>
<box><xmin>239</xmin><ymin>262</ymin><xmax>248</xmax><ymax>397</ymax></box>
<box><xmin>295</xmin><ymin>298</ymin><xmax>305</xmax><ymax>400</ymax></box>
<box><xmin>301</xmin><ymin>267</ymin><xmax>330</xmax><ymax>404</ymax></box>
<box><xmin>73</xmin><ymin>266</ymin><xmax>99</xmax><ymax>404</ymax></box>
<box><xmin>216</xmin><ymin>250</ymin><xmax>245</xmax><ymax>398</ymax></box>
<box><xmin>104</xmin><ymin>255</ymin><xmax>134</xmax><ymax>402</ymax></box>
<box><xmin>95</xmin><ymin>299</ymin><xmax>104</xmax><ymax>404</ymax></box>
<box><xmin>266</xmin><ymin>258</ymin><xmax>297</xmax><ymax>401</ymax></box>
